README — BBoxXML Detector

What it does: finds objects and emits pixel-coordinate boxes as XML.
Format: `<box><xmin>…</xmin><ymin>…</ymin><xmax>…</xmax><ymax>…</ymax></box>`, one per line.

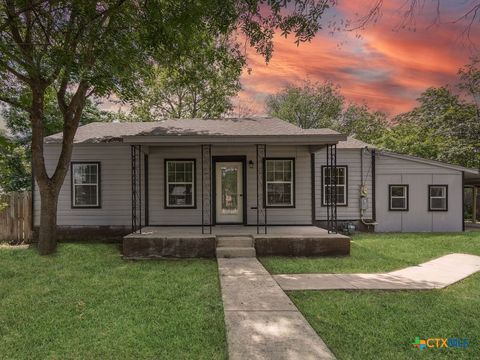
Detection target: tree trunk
<box><xmin>30</xmin><ymin>81</ymin><xmax>88</xmax><ymax>255</ymax></box>
<box><xmin>38</xmin><ymin>187</ymin><xmax>59</xmax><ymax>255</ymax></box>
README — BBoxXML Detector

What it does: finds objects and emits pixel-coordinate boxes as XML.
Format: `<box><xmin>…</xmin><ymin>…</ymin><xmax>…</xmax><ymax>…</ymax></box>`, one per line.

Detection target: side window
<box><xmin>389</xmin><ymin>185</ymin><xmax>408</xmax><ymax>211</ymax></box>
<box><xmin>322</xmin><ymin>166</ymin><xmax>347</xmax><ymax>206</ymax></box>
<box><xmin>265</xmin><ymin>159</ymin><xmax>295</xmax><ymax>207</ymax></box>
<box><xmin>71</xmin><ymin>162</ymin><xmax>101</xmax><ymax>208</ymax></box>
<box><xmin>165</xmin><ymin>160</ymin><xmax>196</xmax><ymax>208</ymax></box>
<box><xmin>429</xmin><ymin>185</ymin><xmax>448</xmax><ymax>211</ymax></box>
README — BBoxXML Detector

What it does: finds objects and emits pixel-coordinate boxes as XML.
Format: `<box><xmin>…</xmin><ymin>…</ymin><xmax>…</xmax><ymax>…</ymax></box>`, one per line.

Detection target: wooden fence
<box><xmin>0</xmin><ymin>191</ymin><xmax>32</xmax><ymax>243</ymax></box>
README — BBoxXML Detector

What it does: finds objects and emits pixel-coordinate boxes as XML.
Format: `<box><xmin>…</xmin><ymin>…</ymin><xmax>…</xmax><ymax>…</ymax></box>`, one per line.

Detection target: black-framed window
<box><xmin>165</xmin><ymin>159</ymin><xmax>196</xmax><ymax>208</ymax></box>
<box><xmin>265</xmin><ymin>158</ymin><xmax>295</xmax><ymax>207</ymax></box>
<box><xmin>389</xmin><ymin>184</ymin><xmax>408</xmax><ymax>211</ymax></box>
<box><xmin>321</xmin><ymin>166</ymin><xmax>348</xmax><ymax>206</ymax></box>
<box><xmin>71</xmin><ymin>162</ymin><xmax>101</xmax><ymax>208</ymax></box>
<box><xmin>429</xmin><ymin>185</ymin><xmax>448</xmax><ymax>211</ymax></box>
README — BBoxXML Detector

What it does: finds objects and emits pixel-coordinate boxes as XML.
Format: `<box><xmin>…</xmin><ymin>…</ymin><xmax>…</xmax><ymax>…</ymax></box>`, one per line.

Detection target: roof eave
<box><xmin>122</xmin><ymin>134</ymin><xmax>347</xmax><ymax>145</ymax></box>
<box><xmin>379</xmin><ymin>150</ymin><xmax>479</xmax><ymax>174</ymax></box>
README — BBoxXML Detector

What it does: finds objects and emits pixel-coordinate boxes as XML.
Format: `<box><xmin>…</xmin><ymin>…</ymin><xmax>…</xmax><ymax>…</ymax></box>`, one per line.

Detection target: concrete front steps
<box><xmin>216</xmin><ymin>236</ymin><xmax>256</xmax><ymax>258</ymax></box>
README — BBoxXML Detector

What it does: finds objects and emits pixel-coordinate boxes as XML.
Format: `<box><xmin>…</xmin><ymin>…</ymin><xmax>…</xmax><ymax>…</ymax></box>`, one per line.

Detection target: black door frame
<box><xmin>212</xmin><ymin>156</ymin><xmax>247</xmax><ymax>225</ymax></box>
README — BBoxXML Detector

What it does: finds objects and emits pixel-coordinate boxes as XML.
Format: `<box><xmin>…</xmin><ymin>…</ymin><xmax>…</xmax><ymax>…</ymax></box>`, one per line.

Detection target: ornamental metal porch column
<box><xmin>256</xmin><ymin>144</ymin><xmax>267</xmax><ymax>234</ymax></box>
<box><xmin>326</xmin><ymin>144</ymin><xmax>338</xmax><ymax>233</ymax></box>
<box><xmin>201</xmin><ymin>144</ymin><xmax>212</xmax><ymax>234</ymax></box>
<box><xmin>131</xmin><ymin>145</ymin><xmax>142</xmax><ymax>234</ymax></box>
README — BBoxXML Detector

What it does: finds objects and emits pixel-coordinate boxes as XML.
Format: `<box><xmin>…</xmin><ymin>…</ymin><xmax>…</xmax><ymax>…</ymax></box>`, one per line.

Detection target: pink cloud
<box><xmin>237</xmin><ymin>0</ymin><xmax>479</xmax><ymax>116</ymax></box>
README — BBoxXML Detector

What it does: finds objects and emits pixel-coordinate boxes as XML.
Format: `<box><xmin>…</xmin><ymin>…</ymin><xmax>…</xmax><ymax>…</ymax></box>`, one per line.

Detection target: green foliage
<box><xmin>337</xmin><ymin>103</ymin><xmax>389</xmax><ymax>144</ymax></box>
<box><xmin>380</xmin><ymin>86</ymin><xmax>480</xmax><ymax>168</ymax></box>
<box><xmin>0</xmin><ymin>87</ymin><xmax>109</xmax><ymax>192</ymax></box>
<box><xmin>0</xmin><ymin>132</ymin><xmax>30</xmax><ymax>192</ymax></box>
<box><xmin>266</xmin><ymin>81</ymin><xmax>388</xmax><ymax>145</ymax></box>
<box><xmin>130</xmin><ymin>42</ymin><xmax>242</xmax><ymax>120</ymax></box>
<box><xmin>4</xmin><ymin>87</ymin><xmax>111</xmax><ymax>141</ymax></box>
<box><xmin>266</xmin><ymin>80</ymin><xmax>344</xmax><ymax>129</ymax></box>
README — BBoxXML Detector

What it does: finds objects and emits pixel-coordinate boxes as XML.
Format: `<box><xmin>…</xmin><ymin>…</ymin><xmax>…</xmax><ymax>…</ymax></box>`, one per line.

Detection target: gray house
<box><xmin>34</xmin><ymin>117</ymin><xmax>479</xmax><ymax>257</ymax></box>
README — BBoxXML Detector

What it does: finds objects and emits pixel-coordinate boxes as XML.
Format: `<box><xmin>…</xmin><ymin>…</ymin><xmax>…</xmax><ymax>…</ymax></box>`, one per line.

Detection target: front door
<box><xmin>215</xmin><ymin>161</ymin><xmax>243</xmax><ymax>224</ymax></box>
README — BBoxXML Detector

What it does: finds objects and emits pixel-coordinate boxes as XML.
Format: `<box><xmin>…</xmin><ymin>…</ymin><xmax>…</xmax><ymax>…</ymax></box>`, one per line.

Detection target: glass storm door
<box><xmin>216</xmin><ymin>162</ymin><xmax>243</xmax><ymax>223</ymax></box>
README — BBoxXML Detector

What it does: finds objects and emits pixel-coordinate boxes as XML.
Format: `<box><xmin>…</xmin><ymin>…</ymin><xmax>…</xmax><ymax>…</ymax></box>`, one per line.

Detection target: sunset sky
<box><xmin>236</xmin><ymin>1</ymin><xmax>480</xmax><ymax>116</ymax></box>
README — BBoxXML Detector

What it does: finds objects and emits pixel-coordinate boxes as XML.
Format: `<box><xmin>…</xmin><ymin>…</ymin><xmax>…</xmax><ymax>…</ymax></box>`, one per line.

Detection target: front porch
<box><xmin>123</xmin><ymin>225</ymin><xmax>350</xmax><ymax>259</ymax></box>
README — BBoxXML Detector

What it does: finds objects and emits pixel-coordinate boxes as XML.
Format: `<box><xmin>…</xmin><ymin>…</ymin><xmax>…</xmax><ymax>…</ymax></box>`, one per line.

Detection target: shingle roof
<box><xmin>45</xmin><ymin>117</ymin><xmax>343</xmax><ymax>144</ymax></box>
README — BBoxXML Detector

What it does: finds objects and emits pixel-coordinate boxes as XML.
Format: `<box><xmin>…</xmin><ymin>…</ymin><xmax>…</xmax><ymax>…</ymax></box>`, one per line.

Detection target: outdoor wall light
<box><xmin>249</xmin><ymin>160</ymin><xmax>254</xmax><ymax>168</ymax></box>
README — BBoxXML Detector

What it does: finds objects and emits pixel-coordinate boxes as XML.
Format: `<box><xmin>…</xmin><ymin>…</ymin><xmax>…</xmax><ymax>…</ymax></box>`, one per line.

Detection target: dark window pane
<box><xmin>185</xmin><ymin>166</ymin><xmax>193</xmax><ymax>182</ymax></box>
<box><xmin>267</xmin><ymin>183</ymin><xmax>291</xmax><ymax>205</ymax></box>
<box><xmin>168</xmin><ymin>184</ymin><xmax>193</xmax><ymax>206</ymax></box>
<box><xmin>75</xmin><ymin>185</ymin><xmax>97</xmax><ymax>206</ymax></box>
<box><xmin>430</xmin><ymin>187</ymin><xmax>445</xmax><ymax>197</ymax></box>
<box><xmin>391</xmin><ymin>186</ymin><xmax>405</xmax><ymax>197</ymax></box>
<box><xmin>431</xmin><ymin>198</ymin><xmax>446</xmax><ymax>209</ymax></box>
<box><xmin>167</xmin><ymin>164</ymin><xmax>175</xmax><ymax>182</ymax></box>
<box><xmin>391</xmin><ymin>198</ymin><xmax>405</xmax><ymax>209</ymax></box>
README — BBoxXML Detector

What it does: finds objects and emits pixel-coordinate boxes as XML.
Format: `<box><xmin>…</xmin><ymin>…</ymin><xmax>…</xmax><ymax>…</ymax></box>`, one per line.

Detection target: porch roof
<box><xmin>44</xmin><ymin>117</ymin><xmax>346</xmax><ymax>145</ymax></box>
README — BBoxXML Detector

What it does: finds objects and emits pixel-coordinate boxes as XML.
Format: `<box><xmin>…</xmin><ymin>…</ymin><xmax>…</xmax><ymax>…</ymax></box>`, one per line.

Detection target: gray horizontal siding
<box><xmin>149</xmin><ymin>145</ymin><xmax>312</xmax><ymax>225</ymax></box>
<box><xmin>36</xmin><ymin>143</ymin><xmax>313</xmax><ymax>227</ymax></box>
<box><xmin>34</xmin><ymin>144</ymin><xmax>132</xmax><ymax>226</ymax></box>
<box><xmin>315</xmin><ymin>148</ymin><xmax>373</xmax><ymax>221</ymax></box>
<box><xmin>375</xmin><ymin>154</ymin><xmax>463</xmax><ymax>232</ymax></box>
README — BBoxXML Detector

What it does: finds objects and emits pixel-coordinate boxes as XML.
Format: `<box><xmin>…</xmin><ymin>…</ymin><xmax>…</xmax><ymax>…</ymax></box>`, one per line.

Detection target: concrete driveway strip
<box><xmin>273</xmin><ymin>253</ymin><xmax>480</xmax><ymax>291</ymax></box>
<box><xmin>217</xmin><ymin>258</ymin><xmax>335</xmax><ymax>360</ymax></box>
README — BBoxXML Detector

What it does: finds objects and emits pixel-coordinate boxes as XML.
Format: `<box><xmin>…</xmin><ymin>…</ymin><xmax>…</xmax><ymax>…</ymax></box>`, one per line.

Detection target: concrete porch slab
<box><xmin>124</xmin><ymin>225</ymin><xmax>350</xmax><ymax>258</ymax></box>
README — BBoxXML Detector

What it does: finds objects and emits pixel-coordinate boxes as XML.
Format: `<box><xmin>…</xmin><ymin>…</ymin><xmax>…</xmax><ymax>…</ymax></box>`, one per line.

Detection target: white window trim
<box><xmin>322</xmin><ymin>166</ymin><xmax>347</xmax><ymax>206</ymax></box>
<box><xmin>165</xmin><ymin>160</ymin><xmax>195</xmax><ymax>208</ymax></box>
<box><xmin>72</xmin><ymin>163</ymin><xmax>100</xmax><ymax>208</ymax></box>
<box><xmin>265</xmin><ymin>159</ymin><xmax>294</xmax><ymax>207</ymax></box>
<box><xmin>429</xmin><ymin>185</ymin><xmax>448</xmax><ymax>211</ymax></box>
<box><xmin>389</xmin><ymin>185</ymin><xmax>408</xmax><ymax>211</ymax></box>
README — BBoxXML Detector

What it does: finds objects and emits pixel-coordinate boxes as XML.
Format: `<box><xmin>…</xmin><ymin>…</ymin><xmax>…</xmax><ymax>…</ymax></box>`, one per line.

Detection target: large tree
<box><xmin>266</xmin><ymin>80</ymin><xmax>388</xmax><ymax>145</ymax></box>
<box><xmin>336</xmin><ymin>103</ymin><xmax>388</xmax><ymax>144</ymax></box>
<box><xmin>380</xmin><ymin>86</ymin><xmax>480</xmax><ymax>168</ymax></box>
<box><xmin>130</xmin><ymin>43</ymin><xmax>242</xmax><ymax>120</ymax></box>
<box><xmin>0</xmin><ymin>0</ymin><xmax>334</xmax><ymax>254</ymax></box>
<box><xmin>0</xmin><ymin>87</ymin><xmax>109</xmax><ymax>192</ymax></box>
<box><xmin>266</xmin><ymin>80</ymin><xmax>344</xmax><ymax>129</ymax></box>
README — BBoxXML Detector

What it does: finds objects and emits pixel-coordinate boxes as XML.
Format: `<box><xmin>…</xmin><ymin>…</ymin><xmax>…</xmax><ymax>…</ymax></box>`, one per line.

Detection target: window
<box><xmin>322</xmin><ymin>166</ymin><xmax>347</xmax><ymax>206</ymax></box>
<box><xmin>429</xmin><ymin>185</ymin><xmax>448</xmax><ymax>211</ymax></box>
<box><xmin>71</xmin><ymin>162</ymin><xmax>100</xmax><ymax>208</ymax></box>
<box><xmin>389</xmin><ymin>185</ymin><xmax>408</xmax><ymax>211</ymax></box>
<box><xmin>265</xmin><ymin>159</ymin><xmax>294</xmax><ymax>207</ymax></box>
<box><xmin>165</xmin><ymin>160</ymin><xmax>195</xmax><ymax>208</ymax></box>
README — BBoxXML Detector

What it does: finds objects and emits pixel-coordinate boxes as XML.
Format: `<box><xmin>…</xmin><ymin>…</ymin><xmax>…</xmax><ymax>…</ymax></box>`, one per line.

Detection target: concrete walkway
<box><xmin>217</xmin><ymin>258</ymin><xmax>335</xmax><ymax>360</ymax></box>
<box><xmin>274</xmin><ymin>253</ymin><xmax>480</xmax><ymax>291</ymax></box>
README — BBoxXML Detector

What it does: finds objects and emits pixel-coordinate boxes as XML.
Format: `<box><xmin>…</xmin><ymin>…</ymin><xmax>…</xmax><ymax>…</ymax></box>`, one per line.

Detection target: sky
<box><xmin>235</xmin><ymin>0</ymin><xmax>480</xmax><ymax>117</ymax></box>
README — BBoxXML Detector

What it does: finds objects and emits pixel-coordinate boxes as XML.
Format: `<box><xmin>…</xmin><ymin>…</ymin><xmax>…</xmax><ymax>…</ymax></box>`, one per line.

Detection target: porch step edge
<box><xmin>216</xmin><ymin>247</ymin><xmax>256</xmax><ymax>258</ymax></box>
<box><xmin>217</xmin><ymin>237</ymin><xmax>253</xmax><ymax>247</ymax></box>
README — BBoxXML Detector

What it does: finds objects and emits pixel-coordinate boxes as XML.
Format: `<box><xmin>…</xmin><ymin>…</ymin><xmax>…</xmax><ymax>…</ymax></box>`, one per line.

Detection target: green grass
<box><xmin>0</xmin><ymin>243</ymin><xmax>227</xmax><ymax>359</ymax></box>
<box><xmin>290</xmin><ymin>274</ymin><xmax>480</xmax><ymax>359</ymax></box>
<box><xmin>260</xmin><ymin>232</ymin><xmax>480</xmax><ymax>274</ymax></box>
<box><xmin>266</xmin><ymin>232</ymin><xmax>480</xmax><ymax>359</ymax></box>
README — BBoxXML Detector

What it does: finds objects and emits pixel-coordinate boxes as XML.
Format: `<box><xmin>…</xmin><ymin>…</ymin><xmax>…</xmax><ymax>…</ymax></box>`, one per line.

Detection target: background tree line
<box><xmin>267</xmin><ymin>57</ymin><xmax>480</xmax><ymax>169</ymax></box>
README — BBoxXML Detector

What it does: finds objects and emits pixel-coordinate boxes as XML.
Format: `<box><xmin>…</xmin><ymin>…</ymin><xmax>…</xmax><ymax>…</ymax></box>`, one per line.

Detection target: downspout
<box><xmin>360</xmin><ymin>147</ymin><xmax>377</xmax><ymax>228</ymax></box>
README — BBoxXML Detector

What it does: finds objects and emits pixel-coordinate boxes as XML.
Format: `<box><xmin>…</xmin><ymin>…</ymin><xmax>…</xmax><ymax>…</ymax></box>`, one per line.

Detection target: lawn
<box><xmin>260</xmin><ymin>232</ymin><xmax>480</xmax><ymax>274</ymax></box>
<box><xmin>262</xmin><ymin>232</ymin><xmax>480</xmax><ymax>359</ymax></box>
<box><xmin>0</xmin><ymin>243</ymin><xmax>227</xmax><ymax>359</ymax></box>
<box><xmin>290</xmin><ymin>274</ymin><xmax>480</xmax><ymax>360</ymax></box>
